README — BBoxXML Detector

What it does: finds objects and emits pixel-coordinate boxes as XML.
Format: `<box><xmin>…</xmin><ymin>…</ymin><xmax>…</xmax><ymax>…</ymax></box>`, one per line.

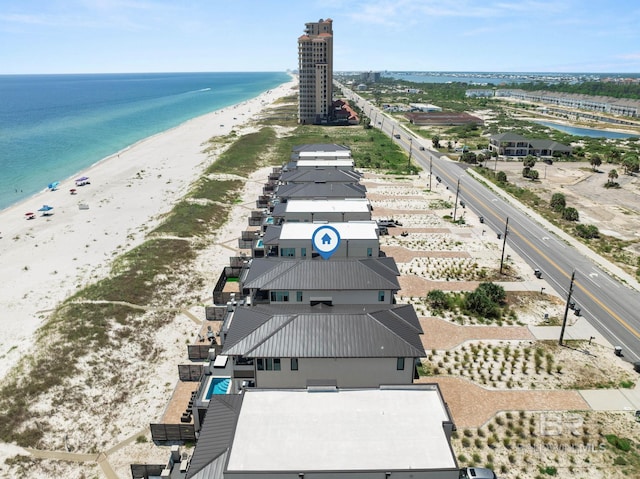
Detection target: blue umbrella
<box><xmin>38</xmin><ymin>205</ymin><xmax>53</xmax><ymax>212</ymax></box>
<box><xmin>48</xmin><ymin>181</ymin><xmax>59</xmax><ymax>190</ymax></box>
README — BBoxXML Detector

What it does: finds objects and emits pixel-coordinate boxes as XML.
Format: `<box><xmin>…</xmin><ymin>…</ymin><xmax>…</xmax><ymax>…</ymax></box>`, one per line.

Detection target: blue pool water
<box><xmin>205</xmin><ymin>377</ymin><xmax>230</xmax><ymax>399</ymax></box>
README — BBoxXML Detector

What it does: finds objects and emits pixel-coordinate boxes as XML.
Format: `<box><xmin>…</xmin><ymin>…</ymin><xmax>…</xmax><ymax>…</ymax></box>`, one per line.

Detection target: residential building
<box><xmin>273</xmin><ymin>181</ymin><xmax>367</xmax><ymax>202</ymax></box>
<box><xmin>219</xmin><ymin>303</ymin><xmax>425</xmax><ymax>389</ymax></box>
<box><xmin>186</xmin><ymin>386</ymin><xmax>458</xmax><ymax>479</ymax></box>
<box><xmin>279</xmin><ymin>167</ymin><xmax>362</xmax><ymax>184</ymax></box>
<box><xmin>271</xmin><ymin>198</ymin><xmax>372</xmax><ymax>223</ymax></box>
<box><xmin>495</xmin><ymin>89</ymin><xmax>640</xmax><ymax>118</ymax></box>
<box><xmin>261</xmin><ymin>221</ymin><xmax>380</xmax><ymax>259</ymax></box>
<box><xmin>298</xmin><ymin>19</ymin><xmax>333</xmax><ymax>124</ymax></box>
<box><xmin>239</xmin><ymin>257</ymin><xmax>400</xmax><ymax>306</ymax></box>
<box><xmin>488</xmin><ymin>132</ymin><xmax>572</xmax><ymax>158</ymax></box>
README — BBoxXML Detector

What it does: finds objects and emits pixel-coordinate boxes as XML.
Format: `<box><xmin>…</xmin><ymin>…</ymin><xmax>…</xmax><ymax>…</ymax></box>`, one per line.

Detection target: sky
<box><xmin>1</xmin><ymin>0</ymin><xmax>639</xmax><ymax>74</ymax></box>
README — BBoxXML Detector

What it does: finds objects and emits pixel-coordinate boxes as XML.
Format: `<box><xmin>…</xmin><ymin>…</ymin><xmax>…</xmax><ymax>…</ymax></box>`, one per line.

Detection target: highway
<box><xmin>341</xmin><ymin>85</ymin><xmax>640</xmax><ymax>363</ymax></box>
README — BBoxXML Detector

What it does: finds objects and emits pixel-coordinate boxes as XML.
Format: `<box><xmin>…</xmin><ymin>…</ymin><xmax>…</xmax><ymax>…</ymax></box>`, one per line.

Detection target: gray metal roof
<box><xmin>271</xmin><ymin>202</ymin><xmax>287</xmax><ymax>217</ymax></box>
<box><xmin>222</xmin><ymin>303</ymin><xmax>425</xmax><ymax>358</ymax></box>
<box><xmin>186</xmin><ymin>395</ymin><xmax>243</xmax><ymax>479</ymax></box>
<box><xmin>275</xmin><ymin>182</ymin><xmax>367</xmax><ymax>200</ymax></box>
<box><xmin>279</xmin><ymin>168</ymin><xmax>361</xmax><ymax>184</ymax></box>
<box><xmin>490</xmin><ymin>132</ymin><xmax>571</xmax><ymax>151</ymax></box>
<box><xmin>242</xmin><ymin>257</ymin><xmax>400</xmax><ymax>291</ymax></box>
<box><xmin>261</xmin><ymin>225</ymin><xmax>281</xmax><ymax>245</ymax></box>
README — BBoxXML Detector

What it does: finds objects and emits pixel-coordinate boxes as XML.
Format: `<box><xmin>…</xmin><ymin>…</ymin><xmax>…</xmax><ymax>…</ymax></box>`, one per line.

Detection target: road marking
<box><xmin>435</xmin><ymin>167</ymin><xmax>640</xmax><ymax>342</ymax></box>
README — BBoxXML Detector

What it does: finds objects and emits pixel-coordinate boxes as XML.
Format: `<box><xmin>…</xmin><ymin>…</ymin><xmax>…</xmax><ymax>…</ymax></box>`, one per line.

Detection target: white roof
<box><xmin>298</xmin><ymin>150</ymin><xmax>352</xmax><ymax>158</ymax></box>
<box><xmin>227</xmin><ymin>387</ymin><xmax>456</xmax><ymax>471</ymax></box>
<box><xmin>296</xmin><ymin>159</ymin><xmax>354</xmax><ymax>167</ymax></box>
<box><xmin>280</xmin><ymin>221</ymin><xmax>378</xmax><ymax>240</ymax></box>
<box><xmin>285</xmin><ymin>198</ymin><xmax>371</xmax><ymax>213</ymax></box>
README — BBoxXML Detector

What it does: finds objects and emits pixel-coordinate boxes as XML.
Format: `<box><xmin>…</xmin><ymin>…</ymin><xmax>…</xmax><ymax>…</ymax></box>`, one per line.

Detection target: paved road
<box><xmin>340</xmin><ymin>84</ymin><xmax>640</xmax><ymax>363</ymax></box>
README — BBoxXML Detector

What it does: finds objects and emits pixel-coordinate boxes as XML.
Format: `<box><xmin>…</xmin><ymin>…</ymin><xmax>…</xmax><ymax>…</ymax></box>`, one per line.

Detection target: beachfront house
<box><xmin>186</xmin><ymin>386</ymin><xmax>458</xmax><ymax>479</ymax></box>
<box><xmin>271</xmin><ymin>198</ymin><xmax>373</xmax><ymax>223</ymax></box>
<box><xmin>239</xmin><ymin>256</ymin><xmax>399</xmax><ymax>306</ymax></box>
<box><xmin>219</xmin><ymin>303</ymin><xmax>424</xmax><ymax>389</ymax></box>
<box><xmin>258</xmin><ymin>221</ymin><xmax>380</xmax><ymax>259</ymax></box>
<box><xmin>278</xmin><ymin>167</ymin><xmax>362</xmax><ymax>184</ymax></box>
<box><xmin>273</xmin><ymin>181</ymin><xmax>367</xmax><ymax>202</ymax></box>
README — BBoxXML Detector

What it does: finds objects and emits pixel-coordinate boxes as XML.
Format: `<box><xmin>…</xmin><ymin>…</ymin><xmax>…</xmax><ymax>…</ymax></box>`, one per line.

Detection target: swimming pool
<box><xmin>204</xmin><ymin>377</ymin><xmax>231</xmax><ymax>400</ymax></box>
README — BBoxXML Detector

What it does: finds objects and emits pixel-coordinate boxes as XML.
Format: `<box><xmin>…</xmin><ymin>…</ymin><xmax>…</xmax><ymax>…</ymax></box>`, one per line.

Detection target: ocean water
<box><xmin>0</xmin><ymin>72</ymin><xmax>290</xmax><ymax>211</ymax></box>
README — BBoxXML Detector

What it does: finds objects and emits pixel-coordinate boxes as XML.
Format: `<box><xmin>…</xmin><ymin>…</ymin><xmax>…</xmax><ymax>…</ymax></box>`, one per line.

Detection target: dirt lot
<box><xmin>495</xmin><ymin>159</ymin><xmax>640</xmax><ymax>246</ymax></box>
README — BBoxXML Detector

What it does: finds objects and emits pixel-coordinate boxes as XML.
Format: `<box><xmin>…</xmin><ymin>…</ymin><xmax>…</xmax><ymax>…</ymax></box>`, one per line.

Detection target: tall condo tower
<box><xmin>298</xmin><ymin>18</ymin><xmax>333</xmax><ymax>124</ymax></box>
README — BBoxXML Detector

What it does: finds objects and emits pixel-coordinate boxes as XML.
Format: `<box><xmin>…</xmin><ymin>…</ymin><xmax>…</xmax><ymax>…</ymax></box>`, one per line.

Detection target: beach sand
<box><xmin>0</xmin><ymin>79</ymin><xmax>296</xmax><ymax>381</ymax></box>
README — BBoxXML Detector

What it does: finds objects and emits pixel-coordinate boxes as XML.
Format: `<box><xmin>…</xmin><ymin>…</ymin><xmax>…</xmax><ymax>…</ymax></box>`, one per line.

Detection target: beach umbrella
<box><xmin>25</xmin><ymin>212</ymin><xmax>35</xmax><ymax>219</ymax></box>
<box><xmin>38</xmin><ymin>205</ymin><xmax>53</xmax><ymax>212</ymax></box>
<box><xmin>75</xmin><ymin>176</ymin><xmax>89</xmax><ymax>182</ymax></box>
<box><xmin>48</xmin><ymin>181</ymin><xmax>59</xmax><ymax>190</ymax></box>
<box><xmin>70</xmin><ymin>188</ymin><xmax>77</xmax><ymax>194</ymax></box>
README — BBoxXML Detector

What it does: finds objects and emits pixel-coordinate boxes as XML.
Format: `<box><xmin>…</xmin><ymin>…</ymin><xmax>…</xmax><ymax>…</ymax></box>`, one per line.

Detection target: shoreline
<box><xmin>0</xmin><ymin>78</ymin><xmax>296</xmax><ymax>380</ymax></box>
<box><xmin>1</xmin><ymin>75</ymin><xmax>295</xmax><ymax>214</ymax></box>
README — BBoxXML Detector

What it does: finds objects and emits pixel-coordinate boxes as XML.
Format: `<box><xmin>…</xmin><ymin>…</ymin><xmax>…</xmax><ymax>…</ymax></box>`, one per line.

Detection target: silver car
<box><xmin>459</xmin><ymin>467</ymin><xmax>497</xmax><ymax>479</ymax></box>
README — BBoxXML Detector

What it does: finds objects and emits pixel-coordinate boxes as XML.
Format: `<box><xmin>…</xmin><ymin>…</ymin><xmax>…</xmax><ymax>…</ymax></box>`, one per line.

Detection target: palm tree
<box><xmin>590</xmin><ymin>154</ymin><xmax>602</xmax><ymax>172</ymax></box>
<box><xmin>607</xmin><ymin>169</ymin><xmax>619</xmax><ymax>186</ymax></box>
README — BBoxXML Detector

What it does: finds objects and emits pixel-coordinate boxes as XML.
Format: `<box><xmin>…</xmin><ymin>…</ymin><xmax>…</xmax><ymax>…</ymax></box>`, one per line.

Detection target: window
<box><xmin>258</xmin><ymin>358</ymin><xmax>282</xmax><ymax>371</ymax></box>
<box><xmin>367</xmin><ymin>247</ymin><xmax>373</xmax><ymax>257</ymax></box>
<box><xmin>301</xmin><ymin>247</ymin><xmax>307</xmax><ymax>257</ymax></box>
<box><xmin>291</xmin><ymin>358</ymin><xmax>299</xmax><ymax>371</ymax></box>
<box><xmin>378</xmin><ymin>290</ymin><xmax>385</xmax><ymax>302</ymax></box>
<box><xmin>296</xmin><ymin>291</ymin><xmax>303</xmax><ymax>302</ymax></box>
<box><xmin>397</xmin><ymin>357</ymin><xmax>405</xmax><ymax>370</ymax></box>
<box><xmin>270</xmin><ymin>291</ymin><xmax>290</xmax><ymax>302</ymax></box>
<box><xmin>281</xmin><ymin>248</ymin><xmax>295</xmax><ymax>257</ymax></box>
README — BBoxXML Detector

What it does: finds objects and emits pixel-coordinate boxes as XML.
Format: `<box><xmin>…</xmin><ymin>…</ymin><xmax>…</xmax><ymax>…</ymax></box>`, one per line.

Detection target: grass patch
<box><xmin>209</xmin><ymin>128</ymin><xmax>279</xmax><ymax>176</ymax></box>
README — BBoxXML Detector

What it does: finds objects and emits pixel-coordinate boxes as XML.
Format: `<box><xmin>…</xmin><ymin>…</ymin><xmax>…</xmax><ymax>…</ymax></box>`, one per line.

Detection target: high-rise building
<box><xmin>298</xmin><ymin>18</ymin><xmax>333</xmax><ymax>124</ymax></box>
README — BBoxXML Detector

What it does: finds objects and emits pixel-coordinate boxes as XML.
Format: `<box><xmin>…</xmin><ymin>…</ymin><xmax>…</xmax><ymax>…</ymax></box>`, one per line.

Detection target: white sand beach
<box><xmin>0</xmin><ymin>79</ymin><xmax>296</xmax><ymax>381</ymax></box>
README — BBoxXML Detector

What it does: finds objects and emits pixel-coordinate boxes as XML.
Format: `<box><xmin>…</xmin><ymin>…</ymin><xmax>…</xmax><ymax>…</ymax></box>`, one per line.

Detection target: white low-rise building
<box><xmin>186</xmin><ymin>385</ymin><xmax>458</xmax><ymax>479</ymax></box>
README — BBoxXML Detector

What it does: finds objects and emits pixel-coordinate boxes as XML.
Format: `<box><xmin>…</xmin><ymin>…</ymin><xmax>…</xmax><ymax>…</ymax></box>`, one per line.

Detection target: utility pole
<box><xmin>559</xmin><ymin>270</ymin><xmax>576</xmax><ymax>346</ymax></box>
<box><xmin>452</xmin><ymin>178</ymin><xmax>461</xmax><ymax>222</ymax></box>
<box><xmin>408</xmin><ymin>138</ymin><xmax>413</xmax><ymax>168</ymax></box>
<box><xmin>429</xmin><ymin>156</ymin><xmax>433</xmax><ymax>191</ymax></box>
<box><xmin>499</xmin><ymin>217</ymin><xmax>509</xmax><ymax>274</ymax></box>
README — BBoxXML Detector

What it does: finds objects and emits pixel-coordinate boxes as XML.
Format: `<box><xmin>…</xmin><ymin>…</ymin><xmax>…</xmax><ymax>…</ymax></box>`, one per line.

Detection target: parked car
<box><xmin>394</xmin><ymin>134</ymin><xmax>401</xmax><ymax>139</ymax></box>
<box><xmin>419</xmin><ymin>146</ymin><xmax>425</xmax><ymax>150</ymax></box>
<box><xmin>459</xmin><ymin>467</ymin><xmax>497</xmax><ymax>479</ymax></box>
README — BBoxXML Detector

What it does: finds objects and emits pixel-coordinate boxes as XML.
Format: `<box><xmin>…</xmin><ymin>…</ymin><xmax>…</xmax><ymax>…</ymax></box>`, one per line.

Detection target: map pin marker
<box><xmin>311</xmin><ymin>225</ymin><xmax>341</xmax><ymax>260</ymax></box>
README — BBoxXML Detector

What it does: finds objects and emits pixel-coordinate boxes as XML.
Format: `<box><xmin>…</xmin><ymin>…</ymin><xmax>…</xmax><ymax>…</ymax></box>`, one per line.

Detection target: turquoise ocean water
<box><xmin>0</xmin><ymin>72</ymin><xmax>290</xmax><ymax>211</ymax></box>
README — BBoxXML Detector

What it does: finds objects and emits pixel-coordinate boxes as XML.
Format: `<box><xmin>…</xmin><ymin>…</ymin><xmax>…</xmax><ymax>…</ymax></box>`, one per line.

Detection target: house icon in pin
<box><xmin>321</xmin><ymin>233</ymin><xmax>332</xmax><ymax>245</ymax></box>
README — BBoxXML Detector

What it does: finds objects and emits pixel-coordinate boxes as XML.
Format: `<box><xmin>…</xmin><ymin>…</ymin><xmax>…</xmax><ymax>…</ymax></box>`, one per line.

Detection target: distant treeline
<box><xmin>503</xmin><ymin>81</ymin><xmax>640</xmax><ymax>100</ymax></box>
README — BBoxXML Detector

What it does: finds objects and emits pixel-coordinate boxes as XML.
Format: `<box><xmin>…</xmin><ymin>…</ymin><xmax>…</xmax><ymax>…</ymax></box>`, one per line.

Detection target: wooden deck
<box><xmin>161</xmin><ymin>380</ymin><xmax>199</xmax><ymax>424</ymax></box>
